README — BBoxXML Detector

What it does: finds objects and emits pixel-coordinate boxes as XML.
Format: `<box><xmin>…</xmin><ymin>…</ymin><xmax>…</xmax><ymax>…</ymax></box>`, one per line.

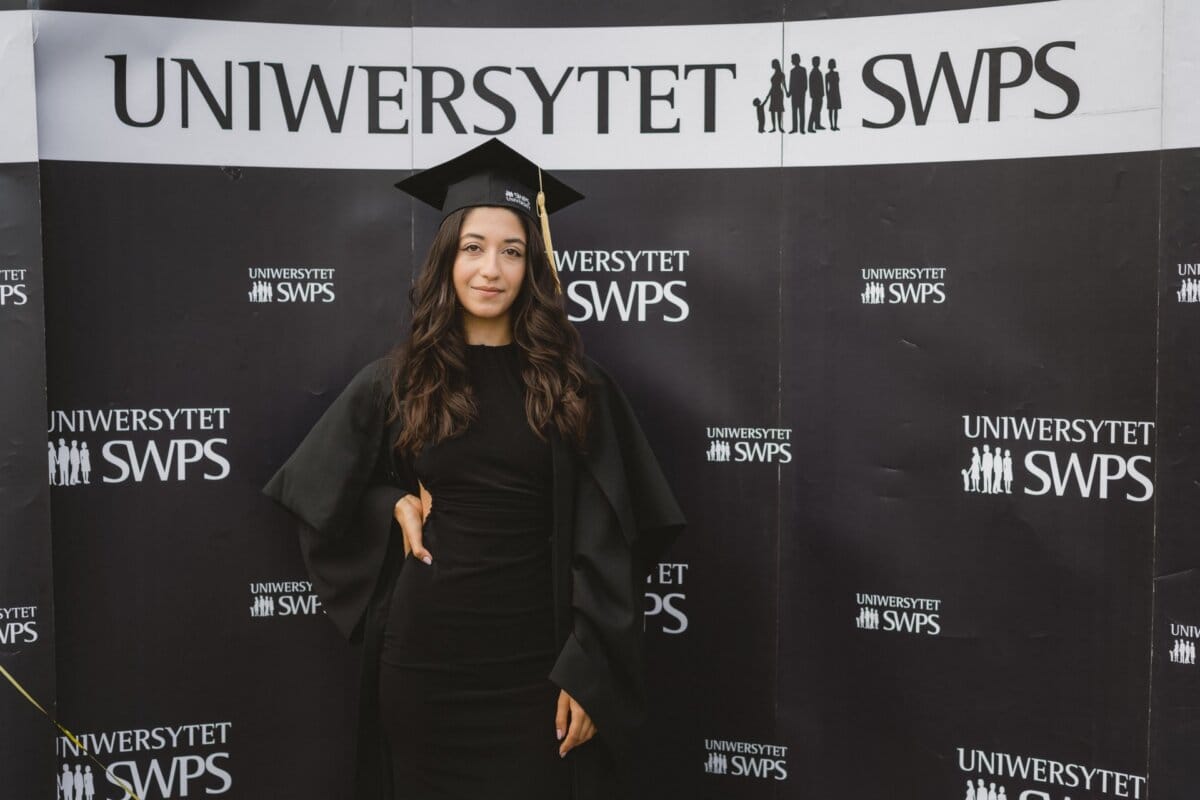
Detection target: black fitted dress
<box><xmin>377</xmin><ymin>341</ymin><xmax>570</xmax><ymax>799</ymax></box>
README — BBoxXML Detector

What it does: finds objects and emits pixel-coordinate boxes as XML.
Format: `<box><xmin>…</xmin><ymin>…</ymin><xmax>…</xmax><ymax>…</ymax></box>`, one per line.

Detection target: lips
<box><xmin>472</xmin><ymin>286</ymin><xmax>503</xmax><ymax>295</ymax></box>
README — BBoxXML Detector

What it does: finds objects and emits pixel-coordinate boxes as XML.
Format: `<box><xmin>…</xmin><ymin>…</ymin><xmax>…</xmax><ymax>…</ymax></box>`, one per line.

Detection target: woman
<box><xmin>767</xmin><ymin>58</ymin><xmax>786</xmax><ymax>132</ymax></box>
<box><xmin>263</xmin><ymin>138</ymin><xmax>685</xmax><ymax>800</ymax></box>
<box><xmin>826</xmin><ymin>58</ymin><xmax>842</xmax><ymax>131</ymax></box>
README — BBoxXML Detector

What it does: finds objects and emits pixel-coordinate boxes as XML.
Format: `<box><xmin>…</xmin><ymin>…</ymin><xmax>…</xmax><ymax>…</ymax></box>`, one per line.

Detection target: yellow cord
<box><xmin>536</xmin><ymin>167</ymin><xmax>563</xmax><ymax>295</ymax></box>
<box><xmin>0</xmin><ymin>662</ymin><xmax>142</xmax><ymax>800</ymax></box>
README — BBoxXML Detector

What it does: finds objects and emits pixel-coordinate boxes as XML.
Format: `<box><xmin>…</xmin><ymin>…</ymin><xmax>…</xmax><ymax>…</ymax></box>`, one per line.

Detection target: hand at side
<box><xmin>555</xmin><ymin>689</ymin><xmax>596</xmax><ymax>757</ymax></box>
<box><xmin>393</xmin><ymin>484</ymin><xmax>432</xmax><ymax>564</ymax></box>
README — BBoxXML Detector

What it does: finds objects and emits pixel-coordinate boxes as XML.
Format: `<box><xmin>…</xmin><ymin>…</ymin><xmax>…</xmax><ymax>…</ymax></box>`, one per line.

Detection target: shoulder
<box><xmin>584</xmin><ymin>354</ymin><xmax>630</xmax><ymax>389</ymax></box>
<box><xmin>582</xmin><ymin>354</ymin><xmax>625</xmax><ymax>403</ymax></box>
<box><xmin>582</xmin><ymin>354</ymin><xmax>608</xmax><ymax>384</ymax></box>
<box><xmin>304</xmin><ymin>355</ymin><xmax>396</xmax><ymax>437</ymax></box>
<box><xmin>342</xmin><ymin>355</ymin><xmax>395</xmax><ymax>407</ymax></box>
<box><xmin>581</xmin><ymin>355</ymin><xmax>641</xmax><ymax>425</ymax></box>
<box><xmin>350</xmin><ymin>355</ymin><xmax>393</xmax><ymax>390</ymax></box>
<box><xmin>261</xmin><ymin>356</ymin><xmax>395</xmax><ymax>513</ymax></box>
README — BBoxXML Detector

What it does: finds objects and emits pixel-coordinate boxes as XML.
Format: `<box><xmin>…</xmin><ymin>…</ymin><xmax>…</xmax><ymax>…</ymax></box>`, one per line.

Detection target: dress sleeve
<box><xmin>262</xmin><ymin>358</ymin><xmax>419</xmax><ymax>642</ymax></box>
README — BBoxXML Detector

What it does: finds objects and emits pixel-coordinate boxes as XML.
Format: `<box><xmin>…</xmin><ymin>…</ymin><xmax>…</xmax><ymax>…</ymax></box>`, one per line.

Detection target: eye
<box><xmin>462</xmin><ymin>243</ymin><xmax>481</xmax><ymax>252</ymax></box>
<box><xmin>504</xmin><ymin>247</ymin><xmax>524</xmax><ymax>258</ymax></box>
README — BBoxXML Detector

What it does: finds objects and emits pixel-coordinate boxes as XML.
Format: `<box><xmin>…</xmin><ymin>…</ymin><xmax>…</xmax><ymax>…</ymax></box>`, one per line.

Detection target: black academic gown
<box><xmin>262</xmin><ymin>356</ymin><xmax>686</xmax><ymax>800</ymax></box>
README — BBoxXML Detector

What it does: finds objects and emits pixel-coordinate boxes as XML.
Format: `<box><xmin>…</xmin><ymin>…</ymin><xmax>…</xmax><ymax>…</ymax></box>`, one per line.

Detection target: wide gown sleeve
<box><xmin>599</xmin><ymin>368</ymin><xmax>687</xmax><ymax>578</ymax></box>
<box><xmin>550</xmin><ymin>361</ymin><xmax>686</xmax><ymax>771</ymax></box>
<box><xmin>262</xmin><ymin>358</ymin><xmax>418</xmax><ymax>642</ymax></box>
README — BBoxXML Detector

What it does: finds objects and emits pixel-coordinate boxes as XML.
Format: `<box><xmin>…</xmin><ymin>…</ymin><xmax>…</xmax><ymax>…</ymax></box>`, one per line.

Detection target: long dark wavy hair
<box><xmin>387</xmin><ymin>206</ymin><xmax>592</xmax><ymax>455</ymax></box>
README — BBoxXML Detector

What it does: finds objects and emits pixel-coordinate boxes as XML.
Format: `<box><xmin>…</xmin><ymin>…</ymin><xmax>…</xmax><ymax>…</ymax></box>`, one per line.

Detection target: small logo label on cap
<box><xmin>505</xmin><ymin>189</ymin><xmax>532</xmax><ymax>211</ymax></box>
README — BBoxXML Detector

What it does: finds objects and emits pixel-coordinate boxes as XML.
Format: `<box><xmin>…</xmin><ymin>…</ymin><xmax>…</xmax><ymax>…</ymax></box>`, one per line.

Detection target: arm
<box><xmin>263</xmin><ymin>358</ymin><xmax>417</xmax><ymax>641</ymax></box>
<box><xmin>594</xmin><ymin>363</ymin><xmax>687</xmax><ymax>578</ymax></box>
<box><xmin>549</xmin><ymin>361</ymin><xmax>686</xmax><ymax>764</ymax></box>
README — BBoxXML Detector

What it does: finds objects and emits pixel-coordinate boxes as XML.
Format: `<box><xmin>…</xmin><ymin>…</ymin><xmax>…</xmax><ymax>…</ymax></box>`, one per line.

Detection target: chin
<box><xmin>463</xmin><ymin>308</ymin><xmax>513</xmax><ymax>323</ymax></box>
<box><xmin>465</xmin><ymin>304</ymin><xmax>508</xmax><ymax>317</ymax></box>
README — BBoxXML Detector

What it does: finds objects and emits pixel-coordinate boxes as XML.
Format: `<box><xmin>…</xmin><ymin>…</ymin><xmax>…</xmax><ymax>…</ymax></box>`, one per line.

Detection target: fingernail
<box><xmin>422</xmin><ymin>555</ymin><xmax>432</xmax><ymax>565</ymax></box>
<box><xmin>559</xmin><ymin>750</ymin><xmax>565</xmax><ymax>758</ymax></box>
<box><xmin>556</xmin><ymin>728</ymin><xmax>563</xmax><ymax>740</ymax></box>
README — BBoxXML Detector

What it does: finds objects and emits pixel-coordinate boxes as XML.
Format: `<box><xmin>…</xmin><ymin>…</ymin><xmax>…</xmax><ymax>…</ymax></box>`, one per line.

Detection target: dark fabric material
<box><xmin>263</xmin><ymin>352</ymin><xmax>686</xmax><ymax>800</ymax></box>
<box><xmin>378</xmin><ymin>660</ymin><xmax>569</xmax><ymax>800</ymax></box>
<box><xmin>379</xmin><ymin>343</ymin><xmax>566</xmax><ymax>798</ymax></box>
<box><xmin>264</xmin><ymin>359</ymin><xmax>417</xmax><ymax>641</ymax></box>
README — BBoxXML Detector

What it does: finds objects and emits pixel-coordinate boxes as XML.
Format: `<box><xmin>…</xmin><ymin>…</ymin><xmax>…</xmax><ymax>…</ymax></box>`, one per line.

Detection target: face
<box><xmin>452</xmin><ymin>206</ymin><xmax>527</xmax><ymax>340</ymax></box>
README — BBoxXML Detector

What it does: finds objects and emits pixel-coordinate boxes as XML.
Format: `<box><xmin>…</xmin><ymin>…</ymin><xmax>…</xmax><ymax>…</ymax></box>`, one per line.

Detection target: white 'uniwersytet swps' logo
<box><xmin>706</xmin><ymin>426</ymin><xmax>792</xmax><ymax>464</ymax></box>
<box><xmin>560</xmin><ymin>248</ymin><xmax>689</xmax><ymax>324</ymax></box>
<box><xmin>960</xmin><ymin>415</ymin><xmax>1154</xmax><ymax>502</ymax></box>
<box><xmin>703</xmin><ymin>737</ymin><xmax>788</xmax><ymax>781</ymax></box>
<box><xmin>861</xmin><ymin>267</ymin><xmax>947</xmax><ymax>305</ymax></box>
<box><xmin>855</xmin><ymin>593</ymin><xmax>941</xmax><ymax>636</ymax></box>
<box><xmin>249</xmin><ymin>580</ymin><xmax>322</xmax><ymax>618</ymax></box>
<box><xmin>48</xmin><ymin>407</ymin><xmax>232</xmax><ymax>485</ymax></box>
<box><xmin>57</xmin><ymin>720</ymin><xmax>233</xmax><ymax>800</ymax></box>
<box><xmin>247</xmin><ymin>267</ymin><xmax>335</xmax><ymax>304</ymax></box>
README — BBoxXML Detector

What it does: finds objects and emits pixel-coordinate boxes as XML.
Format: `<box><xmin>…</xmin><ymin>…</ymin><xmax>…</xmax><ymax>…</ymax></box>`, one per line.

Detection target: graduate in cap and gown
<box><xmin>263</xmin><ymin>138</ymin><xmax>686</xmax><ymax>800</ymax></box>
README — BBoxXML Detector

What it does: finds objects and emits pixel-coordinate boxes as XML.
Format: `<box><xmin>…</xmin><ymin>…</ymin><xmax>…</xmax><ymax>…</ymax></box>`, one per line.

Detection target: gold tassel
<box><xmin>536</xmin><ymin>167</ymin><xmax>562</xmax><ymax>295</ymax></box>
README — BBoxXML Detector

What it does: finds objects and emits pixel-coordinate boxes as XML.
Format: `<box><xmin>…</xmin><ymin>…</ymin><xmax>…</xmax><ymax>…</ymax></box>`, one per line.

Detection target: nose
<box><xmin>478</xmin><ymin>249</ymin><xmax>501</xmax><ymax>278</ymax></box>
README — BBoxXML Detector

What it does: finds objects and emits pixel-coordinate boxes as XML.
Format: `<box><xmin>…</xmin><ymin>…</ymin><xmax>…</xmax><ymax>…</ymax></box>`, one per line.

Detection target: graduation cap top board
<box><xmin>394</xmin><ymin>138</ymin><xmax>584</xmax><ymax>293</ymax></box>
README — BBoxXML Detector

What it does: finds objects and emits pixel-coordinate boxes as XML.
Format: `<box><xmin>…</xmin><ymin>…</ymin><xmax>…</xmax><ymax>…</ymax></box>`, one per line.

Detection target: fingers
<box><xmin>418</xmin><ymin>481</ymin><xmax>433</xmax><ymax>522</ymax></box>
<box><xmin>555</xmin><ymin>690</ymin><xmax>569</xmax><ymax>744</ymax></box>
<box><xmin>572</xmin><ymin>714</ymin><xmax>595</xmax><ymax>753</ymax></box>
<box><xmin>392</xmin><ymin>496</ymin><xmax>412</xmax><ymax>558</ymax></box>
<box><xmin>558</xmin><ymin>694</ymin><xmax>596</xmax><ymax>757</ymax></box>
<box><xmin>578</xmin><ymin>713</ymin><xmax>595</xmax><ymax>745</ymax></box>
<box><xmin>393</xmin><ymin>494</ymin><xmax>432</xmax><ymax>564</ymax></box>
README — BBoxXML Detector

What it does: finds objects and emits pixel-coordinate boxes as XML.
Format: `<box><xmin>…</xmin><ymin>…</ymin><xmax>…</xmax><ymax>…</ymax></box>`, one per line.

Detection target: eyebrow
<box><xmin>460</xmin><ymin>232</ymin><xmax>526</xmax><ymax>245</ymax></box>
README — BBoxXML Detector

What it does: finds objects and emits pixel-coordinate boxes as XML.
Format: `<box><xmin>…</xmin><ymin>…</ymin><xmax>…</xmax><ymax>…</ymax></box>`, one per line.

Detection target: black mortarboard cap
<box><xmin>394</xmin><ymin>138</ymin><xmax>583</xmax><ymax>223</ymax></box>
<box><xmin>394</xmin><ymin>138</ymin><xmax>583</xmax><ymax>293</ymax></box>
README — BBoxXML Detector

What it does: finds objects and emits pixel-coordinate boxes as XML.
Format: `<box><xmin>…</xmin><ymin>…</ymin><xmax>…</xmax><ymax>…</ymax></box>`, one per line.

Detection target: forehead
<box><xmin>460</xmin><ymin>205</ymin><xmax>526</xmax><ymax>238</ymax></box>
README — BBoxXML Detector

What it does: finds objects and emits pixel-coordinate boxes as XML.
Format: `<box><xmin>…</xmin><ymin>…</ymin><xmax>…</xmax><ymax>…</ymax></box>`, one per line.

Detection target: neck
<box><xmin>462</xmin><ymin>315</ymin><xmax>512</xmax><ymax>346</ymax></box>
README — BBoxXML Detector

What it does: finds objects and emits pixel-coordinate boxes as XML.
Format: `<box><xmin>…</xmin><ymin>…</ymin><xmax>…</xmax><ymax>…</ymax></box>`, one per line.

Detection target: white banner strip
<box><xmin>1164</xmin><ymin>0</ymin><xmax>1200</xmax><ymax>151</ymax></box>
<box><xmin>17</xmin><ymin>1</ymin><xmax>1197</xmax><ymax>170</ymax></box>
<box><xmin>0</xmin><ymin>11</ymin><xmax>40</xmax><ymax>164</ymax></box>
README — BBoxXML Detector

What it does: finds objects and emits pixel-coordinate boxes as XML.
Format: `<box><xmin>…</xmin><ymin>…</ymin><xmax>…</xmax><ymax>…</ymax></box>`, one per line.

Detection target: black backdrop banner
<box><xmin>0</xmin><ymin>10</ymin><xmax>57</xmax><ymax>800</ymax></box>
<box><xmin>1149</xmin><ymin>146</ymin><xmax>1200</xmax><ymax>800</ymax></box>
<box><xmin>3</xmin><ymin>2</ymin><xmax>1199</xmax><ymax>799</ymax></box>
